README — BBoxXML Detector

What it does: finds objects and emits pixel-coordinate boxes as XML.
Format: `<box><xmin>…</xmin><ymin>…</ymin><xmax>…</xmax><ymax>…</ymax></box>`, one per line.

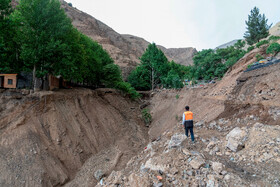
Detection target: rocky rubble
<box><xmin>97</xmin><ymin>120</ymin><xmax>280</xmax><ymax>187</ymax></box>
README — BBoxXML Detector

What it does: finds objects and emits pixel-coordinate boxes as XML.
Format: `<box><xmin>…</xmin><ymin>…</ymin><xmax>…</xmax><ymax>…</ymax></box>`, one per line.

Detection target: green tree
<box><xmin>128</xmin><ymin>65</ymin><xmax>150</xmax><ymax>90</ymax></box>
<box><xmin>234</xmin><ymin>40</ymin><xmax>245</xmax><ymax>50</ymax></box>
<box><xmin>0</xmin><ymin>0</ymin><xmax>22</xmax><ymax>73</ymax></box>
<box><xmin>129</xmin><ymin>43</ymin><xmax>170</xmax><ymax>90</ymax></box>
<box><xmin>162</xmin><ymin>69</ymin><xmax>184</xmax><ymax>89</ymax></box>
<box><xmin>140</xmin><ymin>43</ymin><xmax>170</xmax><ymax>90</ymax></box>
<box><xmin>16</xmin><ymin>0</ymin><xmax>76</xmax><ymax>89</ymax></box>
<box><xmin>244</xmin><ymin>7</ymin><xmax>272</xmax><ymax>45</ymax></box>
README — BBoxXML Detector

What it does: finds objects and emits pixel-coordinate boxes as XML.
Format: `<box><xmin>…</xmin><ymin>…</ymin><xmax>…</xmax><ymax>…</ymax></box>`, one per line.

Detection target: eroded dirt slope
<box><xmin>0</xmin><ymin>88</ymin><xmax>148</xmax><ymax>186</ymax></box>
<box><xmin>99</xmin><ymin>41</ymin><xmax>280</xmax><ymax>187</ymax></box>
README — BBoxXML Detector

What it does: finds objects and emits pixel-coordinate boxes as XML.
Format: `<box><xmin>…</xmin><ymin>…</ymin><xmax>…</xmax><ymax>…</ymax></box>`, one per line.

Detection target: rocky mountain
<box><xmin>60</xmin><ymin>1</ymin><xmax>197</xmax><ymax>79</ymax></box>
<box><xmin>215</xmin><ymin>39</ymin><xmax>240</xmax><ymax>50</ymax></box>
<box><xmin>269</xmin><ymin>21</ymin><xmax>280</xmax><ymax>36</ymax></box>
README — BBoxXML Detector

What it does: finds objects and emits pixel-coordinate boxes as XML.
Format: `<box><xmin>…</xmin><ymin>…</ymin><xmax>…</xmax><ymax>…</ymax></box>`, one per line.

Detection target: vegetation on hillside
<box><xmin>0</xmin><ymin>0</ymin><xmax>138</xmax><ymax>98</ymax></box>
<box><xmin>1</xmin><ymin>1</ymin><xmax>277</xmax><ymax>94</ymax></box>
<box><xmin>266</xmin><ymin>42</ymin><xmax>280</xmax><ymax>56</ymax></box>
<box><xmin>128</xmin><ymin>41</ymin><xmax>246</xmax><ymax>90</ymax></box>
<box><xmin>128</xmin><ymin>43</ymin><xmax>190</xmax><ymax>90</ymax></box>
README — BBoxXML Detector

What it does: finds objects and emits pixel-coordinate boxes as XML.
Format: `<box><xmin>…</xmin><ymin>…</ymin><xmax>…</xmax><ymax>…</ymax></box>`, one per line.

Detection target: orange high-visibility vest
<box><xmin>184</xmin><ymin>111</ymin><xmax>193</xmax><ymax>121</ymax></box>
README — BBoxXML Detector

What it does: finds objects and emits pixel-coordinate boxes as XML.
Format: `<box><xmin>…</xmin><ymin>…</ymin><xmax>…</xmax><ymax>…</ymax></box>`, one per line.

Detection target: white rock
<box><xmin>190</xmin><ymin>156</ymin><xmax>205</xmax><ymax>169</ymax></box>
<box><xmin>226</xmin><ymin>127</ymin><xmax>247</xmax><ymax>152</ymax></box>
<box><xmin>212</xmin><ymin>162</ymin><xmax>223</xmax><ymax>174</ymax></box>
<box><xmin>168</xmin><ymin>134</ymin><xmax>186</xmax><ymax>149</ymax></box>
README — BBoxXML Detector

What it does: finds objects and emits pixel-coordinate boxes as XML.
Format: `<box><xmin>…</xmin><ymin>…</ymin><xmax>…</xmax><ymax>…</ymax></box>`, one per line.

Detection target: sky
<box><xmin>65</xmin><ymin>0</ymin><xmax>280</xmax><ymax>51</ymax></box>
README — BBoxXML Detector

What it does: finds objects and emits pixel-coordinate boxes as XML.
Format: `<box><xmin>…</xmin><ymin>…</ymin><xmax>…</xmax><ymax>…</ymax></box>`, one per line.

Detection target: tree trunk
<box><xmin>32</xmin><ymin>65</ymin><xmax>36</xmax><ymax>91</ymax></box>
<box><xmin>151</xmin><ymin>67</ymin><xmax>154</xmax><ymax>91</ymax></box>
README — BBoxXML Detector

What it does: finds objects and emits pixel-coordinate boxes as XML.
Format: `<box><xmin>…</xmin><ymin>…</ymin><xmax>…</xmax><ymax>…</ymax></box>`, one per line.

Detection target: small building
<box><xmin>0</xmin><ymin>73</ymin><xmax>68</xmax><ymax>90</ymax></box>
<box><xmin>0</xmin><ymin>74</ymin><xmax>17</xmax><ymax>89</ymax></box>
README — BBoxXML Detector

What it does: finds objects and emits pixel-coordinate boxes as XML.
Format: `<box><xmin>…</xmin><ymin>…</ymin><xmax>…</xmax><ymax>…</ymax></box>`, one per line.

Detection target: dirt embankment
<box><xmin>0</xmin><ymin>88</ymin><xmax>148</xmax><ymax>186</ymax></box>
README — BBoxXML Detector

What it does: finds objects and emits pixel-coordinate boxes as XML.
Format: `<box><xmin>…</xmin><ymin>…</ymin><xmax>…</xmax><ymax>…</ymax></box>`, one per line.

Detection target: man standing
<box><xmin>182</xmin><ymin>106</ymin><xmax>195</xmax><ymax>143</ymax></box>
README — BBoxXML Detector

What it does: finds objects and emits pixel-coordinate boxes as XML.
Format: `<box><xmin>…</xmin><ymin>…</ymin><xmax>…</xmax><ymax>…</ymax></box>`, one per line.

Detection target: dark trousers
<box><xmin>184</xmin><ymin>123</ymin><xmax>195</xmax><ymax>142</ymax></box>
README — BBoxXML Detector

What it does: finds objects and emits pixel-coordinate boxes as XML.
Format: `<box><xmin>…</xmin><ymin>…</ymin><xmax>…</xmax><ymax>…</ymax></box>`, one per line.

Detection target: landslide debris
<box><xmin>98</xmin><ymin>41</ymin><xmax>280</xmax><ymax>187</ymax></box>
<box><xmin>98</xmin><ymin>122</ymin><xmax>280</xmax><ymax>187</ymax></box>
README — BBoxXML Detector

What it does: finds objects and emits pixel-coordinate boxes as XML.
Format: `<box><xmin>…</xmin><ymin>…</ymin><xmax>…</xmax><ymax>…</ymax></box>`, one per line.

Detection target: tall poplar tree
<box><xmin>0</xmin><ymin>0</ymin><xmax>21</xmax><ymax>73</ymax></box>
<box><xmin>16</xmin><ymin>0</ymin><xmax>77</xmax><ymax>88</ymax></box>
<box><xmin>244</xmin><ymin>7</ymin><xmax>272</xmax><ymax>45</ymax></box>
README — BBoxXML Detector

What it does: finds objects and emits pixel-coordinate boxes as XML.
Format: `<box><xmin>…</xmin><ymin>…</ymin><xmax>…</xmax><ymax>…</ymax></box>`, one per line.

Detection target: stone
<box><xmin>94</xmin><ymin>170</ymin><xmax>104</xmax><ymax>181</ymax></box>
<box><xmin>224</xmin><ymin>174</ymin><xmax>231</xmax><ymax>181</ymax></box>
<box><xmin>182</xmin><ymin>148</ymin><xmax>191</xmax><ymax>157</ymax></box>
<box><xmin>170</xmin><ymin>168</ymin><xmax>178</xmax><ymax>175</ymax></box>
<box><xmin>209</xmin><ymin>121</ymin><xmax>217</xmax><ymax>129</ymax></box>
<box><xmin>221</xmin><ymin>170</ymin><xmax>227</xmax><ymax>175</ymax></box>
<box><xmin>153</xmin><ymin>182</ymin><xmax>163</xmax><ymax>187</ymax></box>
<box><xmin>128</xmin><ymin>173</ymin><xmax>150</xmax><ymax>187</ymax></box>
<box><xmin>207</xmin><ymin>141</ymin><xmax>216</xmax><ymax>149</ymax></box>
<box><xmin>168</xmin><ymin>134</ymin><xmax>186</xmax><ymax>149</ymax></box>
<box><xmin>144</xmin><ymin>157</ymin><xmax>167</xmax><ymax>171</ymax></box>
<box><xmin>212</xmin><ymin>162</ymin><xmax>223</xmax><ymax>174</ymax></box>
<box><xmin>186</xmin><ymin>170</ymin><xmax>195</xmax><ymax>176</ymax></box>
<box><xmin>195</xmin><ymin>121</ymin><xmax>204</xmax><ymax>128</ymax></box>
<box><xmin>189</xmin><ymin>156</ymin><xmax>205</xmax><ymax>169</ymax></box>
<box><xmin>226</xmin><ymin>127</ymin><xmax>247</xmax><ymax>152</ymax></box>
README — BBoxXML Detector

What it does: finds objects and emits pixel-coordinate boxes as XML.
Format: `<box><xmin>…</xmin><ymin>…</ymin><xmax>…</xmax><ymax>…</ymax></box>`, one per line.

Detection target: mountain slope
<box><xmin>60</xmin><ymin>1</ymin><xmax>196</xmax><ymax>79</ymax></box>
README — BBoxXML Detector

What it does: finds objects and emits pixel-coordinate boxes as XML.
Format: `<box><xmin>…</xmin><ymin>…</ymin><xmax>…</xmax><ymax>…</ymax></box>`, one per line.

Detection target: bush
<box><xmin>115</xmin><ymin>82</ymin><xmax>140</xmax><ymax>100</ymax></box>
<box><xmin>247</xmin><ymin>46</ymin><xmax>255</xmax><ymax>52</ymax></box>
<box><xmin>266</xmin><ymin>42</ymin><xmax>280</xmax><ymax>56</ymax></box>
<box><xmin>176</xmin><ymin>94</ymin><xmax>179</xmax><ymax>99</ymax></box>
<box><xmin>141</xmin><ymin>109</ymin><xmax>152</xmax><ymax>125</ymax></box>
<box><xmin>247</xmin><ymin>64</ymin><xmax>253</xmax><ymax>69</ymax></box>
<box><xmin>268</xmin><ymin>35</ymin><xmax>280</xmax><ymax>41</ymax></box>
<box><xmin>256</xmin><ymin>40</ymin><xmax>269</xmax><ymax>48</ymax></box>
<box><xmin>68</xmin><ymin>3</ymin><xmax>72</xmax><ymax>7</ymax></box>
<box><xmin>255</xmin><ymin>54</ymin><xmax>264</xmax><ymax>61</ymax></box>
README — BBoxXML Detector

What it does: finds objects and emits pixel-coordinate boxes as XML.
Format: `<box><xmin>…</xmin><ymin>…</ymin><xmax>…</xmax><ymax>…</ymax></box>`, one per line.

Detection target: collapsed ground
<box><xmin>98</xmin><ymin>44</ymin><xmax>280</xmax><ymax>186</ymax></box>
<box><xmin>0</xmin><ymin>43</ymin><xmax>280</xmax><ymax>186</ymax></box>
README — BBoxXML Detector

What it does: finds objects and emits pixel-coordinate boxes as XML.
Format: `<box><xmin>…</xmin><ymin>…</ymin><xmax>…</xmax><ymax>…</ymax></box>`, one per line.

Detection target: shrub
<box><xmin>268</xmin><ymin>35</ymin><xmax>280</xmax><ymax>41</ymax></box>
<box><xmin>256</xmin><ymin>40</ymin><xmax>269</xmax><ymax>48</ymax></box>
<box><xmin>266</xmin><ymin>42</ymin><xmax>280</xmax><ymax>56</ymax></box>
<box><xmin>141</xmin><ymin>109</ymin><xmax>152</xmax><ymax>125</ymax></box>
<box><xmin>68</xmin><ymin>3</ymin><xmax>72</xmax><ymax>7</ymax></box>
<box><xmin>247</xmin><ymin>64</ymin><xmax>253</xmax><ymax>69</ymax></box>
<box><xmin>115</xmin><ymin>82</ymin><xmax>140</xmax><ymax>100</ymax></box>
<box><xmin>247</xmin><ymin>46</ymin><xmax>255</xmax><ymax>52</ymax></box>
<box><xmin>255</xmin><ymin>54</ymin><xmax>264</xmax><ymax>61</ymax></box>
<box><xmin>176</xmin><ymin>94</ymin><xmax>180</xmax><ymax>99</ymax></box>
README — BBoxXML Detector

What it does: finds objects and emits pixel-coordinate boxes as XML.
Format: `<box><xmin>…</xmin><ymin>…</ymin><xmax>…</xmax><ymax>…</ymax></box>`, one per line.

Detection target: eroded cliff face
<box><xmin>0</xmin><ymin>88</ymin><xmax>148</xmax><ymax>186</ymax></box>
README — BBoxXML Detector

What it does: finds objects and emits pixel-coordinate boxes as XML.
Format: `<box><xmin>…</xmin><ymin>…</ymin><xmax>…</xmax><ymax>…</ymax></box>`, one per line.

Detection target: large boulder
<box><xmin>189</xmin><ymin>156</ymin><xmax>205</xmax><ymax>169</ymax></box>
<box><xmin>226</xmin><ymin>127</ymin><xmax>248</xmax><ymax>152</ymax></box>
<box><xmin>168</xmin><ymin>134</ymin><xmax>186</xmax><ymax>149</ymax></box>
<box><xmin>212</xmin><ymin>162</ymin><xmax>223</xmax><ymax>174</ymax></box>
<box><xmin>128</xmin><ymin>173</ymin><xmax>150</xmax><ymax>187</ymax></box>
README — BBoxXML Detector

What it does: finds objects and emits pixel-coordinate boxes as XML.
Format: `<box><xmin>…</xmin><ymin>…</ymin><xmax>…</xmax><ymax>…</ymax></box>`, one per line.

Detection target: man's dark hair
<box><xmin>185</xmin><ymin>106</ymin><xmax>189</xmax><ymax>110</ymax></box>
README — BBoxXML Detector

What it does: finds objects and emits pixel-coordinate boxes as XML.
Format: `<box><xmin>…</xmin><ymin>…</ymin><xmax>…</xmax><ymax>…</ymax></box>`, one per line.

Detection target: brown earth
<box><xmin>99</xmin><ymin>42</ymin><xmax>280</xmax><ymax>186</ymax></box>
<box><xmin>0</xmin><ymin>88</ymin><xmax>148</xmax><ymax>186</ymax></box>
